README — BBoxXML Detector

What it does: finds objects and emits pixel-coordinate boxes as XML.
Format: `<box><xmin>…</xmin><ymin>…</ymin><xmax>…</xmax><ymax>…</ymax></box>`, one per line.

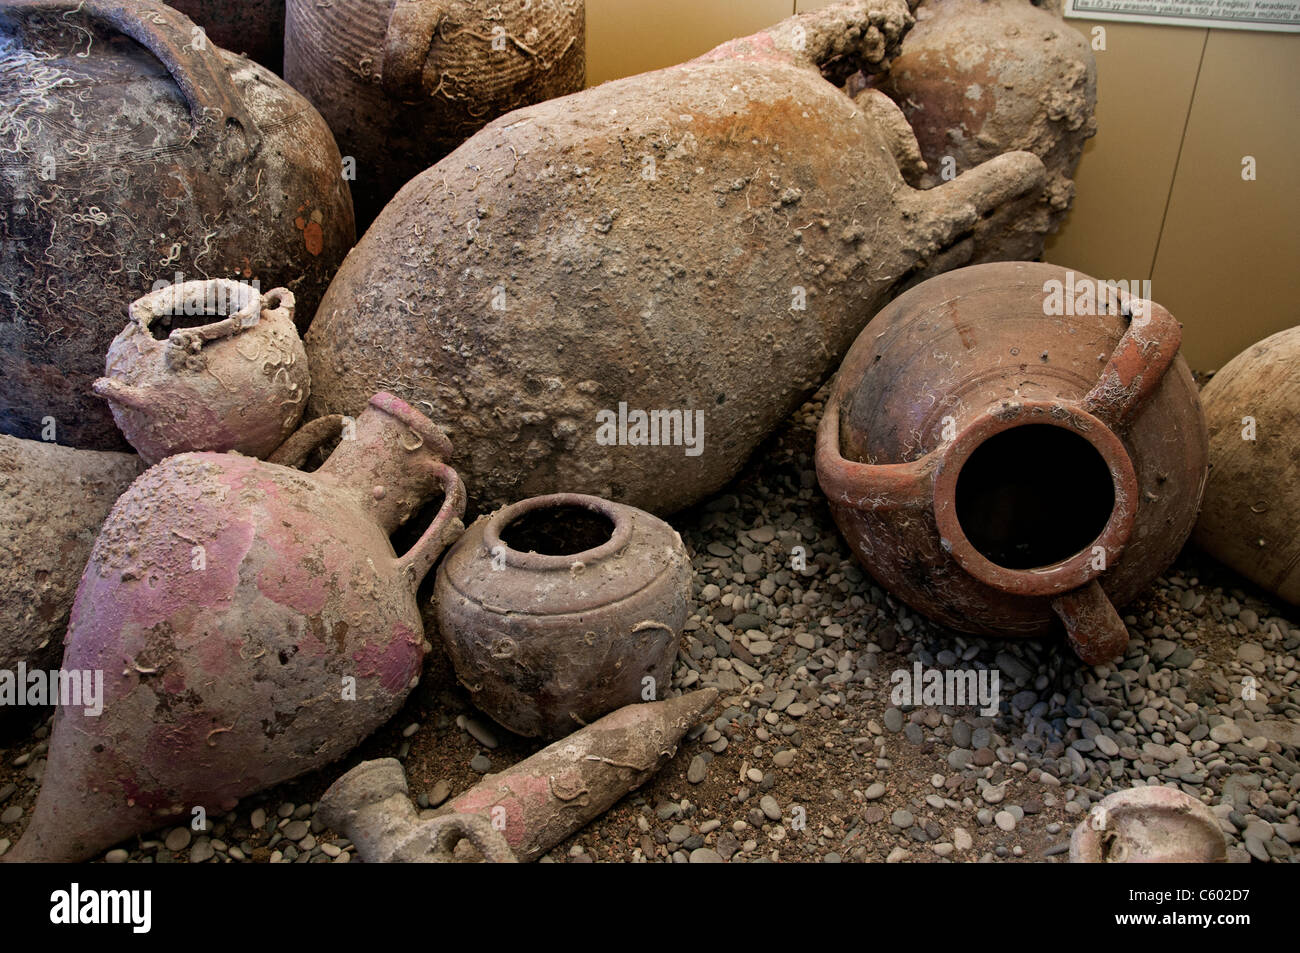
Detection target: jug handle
<box><xmin>395</xmin><ymin>461</ymin><xmax>467</xmax><ymax>587</ymax></box>
<box><xmin>815</xmin><ymin>386</ymin><xmax>940</xmax><ymax>511</ymax></box>
<box><xmin>1051</xmin><ymin>580</ymin><xmax>1129</xmax><ymax>665</ymax></box>
<box><xmin>267</xmin><ymin>414</ymin><xmax>347</xmax><ymax>468</ymax></box>
<box><xmin>1080</xmin><ymin>297</ymin><xmax>1182</xmax><ymax>432</ymax></box>
<box><xmin>11</xmin><ymin>0</ymin><xmax>261</xmax><ymax>152</ymax></box>
<box><xmin>383</xmin><ymin>0</ymin><xmax>449</xmax><ymax>97</ymax></box>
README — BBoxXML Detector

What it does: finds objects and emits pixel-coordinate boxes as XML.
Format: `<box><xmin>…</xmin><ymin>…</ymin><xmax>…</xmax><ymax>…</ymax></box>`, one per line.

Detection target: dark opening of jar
<box><xmin>500</xmin><ymin>505</ymin><xmax>615</xmax><ymax>557</ymax></box>
<box><xmin>954</xmin><ymin>425</ymin><xmax>1114</xmax><ymax>570</ymax></box>
<box><xmin>389</xmin><ymin>491</ymin><xmax>448</xmax><ymax>555</ymax></box>
<box><xmin>146</xmin><ymin>284</ymin><xmax>256</xmax><ymax>339</ymax></box>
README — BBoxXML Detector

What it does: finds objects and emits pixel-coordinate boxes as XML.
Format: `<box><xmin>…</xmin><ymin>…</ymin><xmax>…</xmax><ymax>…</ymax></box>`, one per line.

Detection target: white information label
<box><xmin>1065</xmin><ymin>0</ymin><xmax>1300</xmax><ymax>31</ymax></box>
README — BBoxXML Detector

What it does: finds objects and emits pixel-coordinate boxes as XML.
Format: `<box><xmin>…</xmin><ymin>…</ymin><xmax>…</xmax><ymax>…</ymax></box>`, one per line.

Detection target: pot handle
<box><xmin>267</xmin><ymin>414</ymin><xmax>347</xmax><ymax>468</ymax></box>
<box><xmin>1051</xmin><ymin>579</ymin><xmax>1129</xmax><ymax>665</ymax></box>
<box><xmin>815</xmin><ymin>385</ymin><xmax>940</xmax><ymax>511</ymax></box>
<box><xmin>1080</xmin><ymin>297</ymin><xmax>1182</xmax><ymax>432</ymax></box>
<box><xmin>383</xmin><ymin>0</ymin><xmax>449</xmax><ymax>97</ymax></box>
<box><xmin>395</xmin><ymin>461</ymin><xmax>467</xmax><ymax>587</ymax></box>
<box><xmin>12</xmin><ymin>0</ymin><xmax>260</xmax><ymax>151</ymax></box>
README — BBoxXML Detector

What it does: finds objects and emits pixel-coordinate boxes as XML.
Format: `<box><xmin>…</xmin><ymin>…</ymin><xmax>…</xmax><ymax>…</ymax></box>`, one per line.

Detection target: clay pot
<box><xmin>1194</xmin><ymin>327</ymin><xmax>1300</xmax><ymax>606</ymax></box>
<box><xmin>305</xmin><ymin>0</ymin><xmax>1047</xmax><ymax>516</ymax></box>
<box><xmin>874</xmin><ymin>0</ymin><xmax>1096</xmax><ymax>261</ymax></box>
<box><xmin>285</xmin><ymin>0</ymin><xmax>585</xmax><ymax>228</ymax></box>
<box><xmin>0</xmin><ymin>0</ymin><xmax>355</xmax><ymax>451</ymax></box>
<box><xmin>0</xmin><ymin>437</ymin><xmax>143</xmax><ymax>679</ymax></box>
<box><xmin>816</xmin><ymin>262</ymin><xmax>1207</xmax><ymax>664</ymax></box>
<box><xmin>166</xmin><ymin>0</ymin><xmax>285</xmax><ymax>73</ymax></box>
<box><xmin>93</xmin><ymin>280</ymin><xmax>309</xmax><ymax>465</ymax></box>
<box><xmin>1070</xmin><ymin>787</ymin><xmax>1226</xmax><ymax>863</ymax></box>
<box><xmin>5</xmin><ymin>393</ymin><xmax>465</xmax><ymax>863</ymax></box>
<box><xmin>434</xmin><ymin>493</ymin><xmax>691</xmax><ymax>738</ymax></box>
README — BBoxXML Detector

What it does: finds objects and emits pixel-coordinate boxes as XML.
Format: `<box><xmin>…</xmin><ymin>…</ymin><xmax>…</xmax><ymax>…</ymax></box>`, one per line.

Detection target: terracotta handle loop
<box><xmin>422</xmin><ymin>813</ymin><xmax>517</xmax><ymax>863</ymax></box>
<box><xmin>383</xmin><ymin>0</ymin><xmax>448</xmax><ymax>97</ymax></box>
<box><xmin>13</xmin><ymin>0</ymin><xmax>261</xmax><ymax>153</ymax></box>
<box><xmin>1081</xmin><ymin>297</ymin><xmax>1182</xmax><ymax>432</ymax></box>
<box><xmin>396</xmin><ymin>461</ymin><xmax>467</xmax><ymax>587</ymax></box>
<box><xmin>815</xmin><ymin>386</ymin><xmax>939</xmax><ymax>511</ymax></box>
<box><xmin>267</xmin><ymin>414</ymin><xmax>346</xmax><ymax>468</ymax></box>
<box><xmin>1051</xmin><ymin>579</ymin><xmax>1130</xmax><ymax>665</ymax></box>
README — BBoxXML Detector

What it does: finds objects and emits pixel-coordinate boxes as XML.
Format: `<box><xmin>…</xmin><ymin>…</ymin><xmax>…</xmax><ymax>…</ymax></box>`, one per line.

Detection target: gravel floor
<box><xmin>0</xmin><ymin>389</ymin><xmax>1296</xmax><ymax>863</ymax></box>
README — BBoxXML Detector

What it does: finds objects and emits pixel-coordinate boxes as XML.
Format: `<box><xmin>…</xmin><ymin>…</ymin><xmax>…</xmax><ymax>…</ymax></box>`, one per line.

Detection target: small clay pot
<box><xmin>433</xmin><ymin>493</ymin><xmax>691</xmax><ymax>738</ymax></box>
<box><xmin>1194</xmin><ymin>326</ymin><xmax>1300</xmax><ymax>606</ymax></box>
<box><xmin>94</xmin><ymin>280</ymin><xmax>308</xmax><ymax>464</ymax></box>
<box><xmin>1070</xmin><ymin>787</ymin><xmax>1227</xmax><ymax>863</ymax></box>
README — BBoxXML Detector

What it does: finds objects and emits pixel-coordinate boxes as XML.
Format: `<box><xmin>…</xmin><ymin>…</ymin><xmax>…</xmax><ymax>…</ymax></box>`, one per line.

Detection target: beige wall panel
<box><xmin>1044</xmin><ymin>22</ymin><xmax>1205</xmax><ymax>285</ymax></box>
<box><xmin>1149</xmin><ymin>29</ymin><xmax>1300</xmax><ymax>371</ymax></box>
<box><xmin>585</xmin><ymin>0</ymin><xmax>793</xmax><ymax>86</ymax></box>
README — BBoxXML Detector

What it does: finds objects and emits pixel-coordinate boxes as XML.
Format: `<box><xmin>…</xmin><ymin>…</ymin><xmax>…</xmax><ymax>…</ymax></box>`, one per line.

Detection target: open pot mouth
<box><xmin>131</xmin><ymin>279</ymin><xmax>263</xmax><ymax>339</ymax></box>
<box><xmin>932</xmin><ymin>400</ymin><xmax>1137</xmax><ymax>598</ymax></box>
<box><xmin>484</xmin><ymin>493</ymin><xmax>630</xmax><ymax>572</ymax></box>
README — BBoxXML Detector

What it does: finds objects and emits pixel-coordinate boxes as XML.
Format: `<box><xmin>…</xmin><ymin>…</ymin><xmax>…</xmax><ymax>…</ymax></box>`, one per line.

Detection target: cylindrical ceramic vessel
<box><xmin>285</xmin><ymin>0</ymin><xmax>585</xmax><ymax>227</ymax></box>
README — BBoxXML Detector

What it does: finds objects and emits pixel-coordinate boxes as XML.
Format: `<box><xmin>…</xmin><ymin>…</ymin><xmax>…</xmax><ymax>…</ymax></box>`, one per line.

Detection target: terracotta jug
<box><xmin>816</xmin><ymin>262</ymin><xmax>1207</xmax><ymax>664</ymax></box>
<box><xmin>284</xmin><ymin>0</ymin><xmax>585</xmax><ymax>227</ymax></box>
<box><xmin>0</xmin><ymin>0</ymin><xmax>354</xmax><ymax>451</ymax></box>
<box><xmin>434</xmin><ymin>493</ymin><xmax>691</xmax><ymax>738</ymax></box>
<box><xmin>0</xmin><ymin>437</ymin><xmax>143</xmax><ymax>680</ymax></box>
<box><xmin>876</xmin><ymin>0</ymin><xmax>1096</xmax><ymax>262</ymax></box>
<box><xmin>94</xmin><ymin>280</ymin><xmax>308</xmax><ymax>465</ymax></box>
<box><xmin>1194</xmin><ymin>326</ymin><xmax>1300</xmax><ymax>605</ymax></box>
<box><xmin>6</xmin><ymin>394</ymin><xmax>465</xmax><ymax>863</ymax></box>
<box><xmin>305</xmin><ymin>0</ymin><xmax>1047</xmax><ymax>516</ymax></box>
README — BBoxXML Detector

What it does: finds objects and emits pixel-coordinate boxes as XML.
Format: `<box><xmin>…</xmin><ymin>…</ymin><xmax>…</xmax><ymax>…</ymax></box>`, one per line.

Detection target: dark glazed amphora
<box><xmin>7</xmin><ymin>394</ymin><xmax>464</xmax><ymax>863</ymax></box>
<box><xmin>816</xmin><ymin>262</ymin><xmax>1207</xmax><ymax>664</ymax></box>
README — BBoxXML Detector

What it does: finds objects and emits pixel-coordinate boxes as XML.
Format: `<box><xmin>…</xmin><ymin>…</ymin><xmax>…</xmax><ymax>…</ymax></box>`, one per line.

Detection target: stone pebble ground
<box><xmin>0</xmin><ymin>391</ymin><xmax>1295</xmax><ymax>863</ymax></box>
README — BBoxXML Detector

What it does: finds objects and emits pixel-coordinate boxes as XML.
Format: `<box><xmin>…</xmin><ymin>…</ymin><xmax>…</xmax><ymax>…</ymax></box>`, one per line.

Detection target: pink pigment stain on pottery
<box><xmin>816</xmin><ymin>262</ymin><xmax>1208</xmax><ymax>665</ymax></box>
<box><xmin>5</xmin><ymin>393</ymin><xmax>465</xmax><ymax>863</ymax></box>
<box><xmin>95</xmin><ymin>280</ymin><xmax>310</xmax><ymax>465</ymax></box>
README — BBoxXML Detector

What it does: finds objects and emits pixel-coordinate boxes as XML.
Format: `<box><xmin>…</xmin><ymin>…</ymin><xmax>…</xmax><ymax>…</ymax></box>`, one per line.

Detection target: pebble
<box><xmin>995</xmin><ymin>811</ymin><xmax>1016</xmax><ymax>832</ymax></box>
<box><xmin>282</xmin><ymin>820</ymin><xmax>310</xmax><ymax>841</ymax></box>
<box><xmin>164</xmin><ymin>828</ymin><xmax>192</xmax><ymax>852</ymax></box>
<box><xmin>687</xmin><ymin>755</ymin><xmax>708</xmax><ymax>784</ymax></box>
<box><xmin>981</xmin><ymin>785</ymin><xmax>1005</xmax><ymax>805</ymax></box>
<box><xmin>953</xmin><ymin>828</ymin><xmax>972</xmax><ymax>850</ymax></box>
<box><xmin>1210</xmin><ymin>723</ymin><xmax>1243</xmax><ymax>744</ymax></box>
<box><xmin>952</xmin><ymin>721</ymin><xmax>972</xmax><ymax>749</ymax></box>
<box><xmin>0</xmin><ymin>806</ymin><xmax>21</xmax><ymax>824</ymax></box>
<box><xmin>760</xmin><ymin>795</ymin><xmax>781</xmax><ymax>821</ymax></box>
<box><xmin>891</xmin><ymin>810</ymin><xmax>914</xmax><ymax>829</ymax></box>
<box><xmin>690</xmin><ymin>847</ymin><xmax>724</xmax><ymax>863</ymax></box>
<box><xmin>189</xmin><ymin>839</ymin><xmax>214</xmax><ymax>863</ymax></box>
<box><xmin>470</xmin><ymin>753</ymin><xmax>492</xmax><ymax>773</ymax></box>
<box><xmin>250</xmin><ymin>808</ymin><xmax>267</xmax><ymax>830</ymax></box>
<box><xmin>1095</xmin><ymin>735</ymin><xmax>1120</xmax><ymax>757</ymax></box>
<box><xmin>428</xmin><ymin>781</ymin><xmax>451</xmax><ymax>807</ymax></box>
<box><xmin>865</xmin><ymin>783</ymin><xmax>886</xmax><ymax>801</ymax></box>
<box><xmin>883</xmin><ymin>708</ymin><xmax>904</xmax><ymax>732</ymax></box>
<box><xmin>105</xmin><ymin>848</ymin><xmax>129</xmax><ymax>863</ymax></box>
<box><xmin>773</xmin><ymin>749</ymin><xmax>796</xmax><ymax>768</ymax></box>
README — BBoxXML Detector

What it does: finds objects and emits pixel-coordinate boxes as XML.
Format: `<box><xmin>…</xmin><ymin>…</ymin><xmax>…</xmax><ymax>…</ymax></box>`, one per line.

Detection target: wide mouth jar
<box><xmin>130</xmin><ymin>278</ymin><xmax>264</xmax><ymax>339</ymax></box>
<box><xmin>483</xmin><ymin>493</ymin><xmax>631</xmax><ymax>572</ymax></box>
<box><xmin>931</xmin><ymin>400</ymin><xmax>1138</xmax><ymax>598</ymax></box>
